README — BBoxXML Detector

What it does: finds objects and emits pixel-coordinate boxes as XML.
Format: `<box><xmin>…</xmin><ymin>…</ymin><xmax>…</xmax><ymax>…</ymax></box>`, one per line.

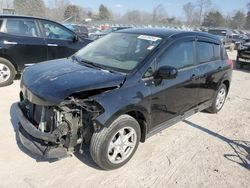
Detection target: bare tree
<box><xmin>196</xmin><ymin>0</ymin><xmax>212</xmax><ymax>25</ymax></box>
<box><xmin>124</xmin><ymin>10</ymin><xmax>142</xmax><ymax>23</ymax></box>
<box><xmin>230</xmin><ymin>10</ymin><xmax>246</xmax><ymax>29</ymax></box>
<box><xmin>14</xmin><ymin>0</ymin><xmax>46</xmax><ymax>17</ymax></box>
<box><xmin>183</xmin><ymin>2</ymin><xmax>196</xmax><ymax>25</ymax></box>
<box><xmin>245</xmin><ymin>2</ymin><xmax>250</xmax><ymax>29</ymax></box>
<box><xmin>46</xmin><ymin>0</ymin><xmax>70</xmax><ymax>22</ymax></box>
<box><xmin>152</xmin><ymin>4</ymin><xmax>167</xmax><ymax>23</ymax></box>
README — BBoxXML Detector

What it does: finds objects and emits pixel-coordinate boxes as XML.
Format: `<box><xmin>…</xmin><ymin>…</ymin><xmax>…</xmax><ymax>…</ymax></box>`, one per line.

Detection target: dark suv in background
<box><xmin>237</xmin><ymin>42</ymin><xmax>250</xmax><ymax>68</ymax></box>
<box><xmin>17</xmin><ymin>29</ymin><xmax>233</xmax><ymax>170</ymax></box>
<box><xmin>0</xmin><ymin>15</ymin><xmax>91</xmax><ymax>87</ymax></box>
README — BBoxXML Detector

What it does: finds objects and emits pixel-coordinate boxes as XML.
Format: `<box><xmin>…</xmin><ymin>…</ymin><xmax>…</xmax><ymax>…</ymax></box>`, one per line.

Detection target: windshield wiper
<box><xmin>80</xmin><ymin>59</ymin><xmax>116</xmax><ymax>73</ymax></box>
<box><xmin>71</xmin><ymin>55</ymin><xmax>117</xmax><ymax>73</ymax></box>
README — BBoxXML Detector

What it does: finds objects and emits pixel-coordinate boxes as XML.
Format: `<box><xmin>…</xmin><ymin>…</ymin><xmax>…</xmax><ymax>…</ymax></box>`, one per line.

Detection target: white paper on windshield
<box><xmin>138</xmin><ymin>35</ymin><xmax>161</xmax><ymax>42</ymax></box>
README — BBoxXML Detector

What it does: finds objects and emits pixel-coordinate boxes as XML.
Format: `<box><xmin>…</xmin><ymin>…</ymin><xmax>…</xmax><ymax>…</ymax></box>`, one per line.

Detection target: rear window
<box><xmin>214</xmin><ymin>44</ymin><xmax>221</xmax><ymax>60</ymax></box>
<box><xmin>4</xmin><ymin>18</ymin><xmax>38</xmax><ymax>37</ymax></box>
<box><xmin>197</xmin><ymin>42</ymin><xmax>221</xmax><ymax>63</ymax></box>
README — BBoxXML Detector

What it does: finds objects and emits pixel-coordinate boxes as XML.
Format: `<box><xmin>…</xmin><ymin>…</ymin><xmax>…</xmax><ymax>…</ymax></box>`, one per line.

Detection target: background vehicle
<box><xmin>63</xmin><ymin>23</ymin><xmax>89</xmax><ymax>38</ymax></box>
<box><xmin>0</xmin><ymin>15</ymin><xmax>92</xmax><ymax>87</ymax></box>
<box><xmin>237</xmin><ymin>42</ymin><xmax>250</xmax><ymax>68</ymax></box>
<box><xmin>88</xmin><ymin>27</ymin><xmax>106</xmax><ymax>40</ymax></box>
<box><xmin>208</xmin><ymin>28</ymin><xmax>233</xmax><ymax>49</ymax></box>
<box><xmin>17</xmin><ymin>29</ymin><xmax>232</xmax><ymax>170</ymax></box>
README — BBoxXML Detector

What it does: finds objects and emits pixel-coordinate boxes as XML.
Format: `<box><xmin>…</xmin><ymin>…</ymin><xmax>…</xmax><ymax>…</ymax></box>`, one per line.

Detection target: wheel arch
<box><xmin>94</xmin><ymin>105</ymin><xmax>149</xmax><ymax>143</ymax></box>
<box><xmin>222</xmin><ymin>79</ymin><xmax>230</xmax><ymax>94</ymax></box>
<box><xmin>0</xmin><ymin>54</ymin><xmax>18</xmax><ymax>73</ymax></box>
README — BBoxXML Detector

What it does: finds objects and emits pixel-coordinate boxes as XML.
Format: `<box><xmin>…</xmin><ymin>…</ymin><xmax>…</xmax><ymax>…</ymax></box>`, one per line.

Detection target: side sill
<box><xmin>145</xmin><ymin>100</ymin><xmax>212</xmax><ymax>139</ymax></box>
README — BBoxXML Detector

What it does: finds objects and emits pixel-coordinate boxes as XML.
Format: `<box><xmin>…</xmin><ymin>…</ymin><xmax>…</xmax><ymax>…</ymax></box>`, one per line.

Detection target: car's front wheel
<box><xmin>90</xmin><ymin>115</ymin><xmax>141</xmax><ymax>170</ymax></box>
<box><xmin>0</xmin><ymin>58</ymin><xmax>16</xmax><ymax>87</ymax></box>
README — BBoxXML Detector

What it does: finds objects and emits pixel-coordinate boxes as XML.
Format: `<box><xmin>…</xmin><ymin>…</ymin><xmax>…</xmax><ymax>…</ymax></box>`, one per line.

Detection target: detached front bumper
<box><xmin>16</xmin><ymin>104</ymin><xmax>69</xmax><ymax>159</ymax></box>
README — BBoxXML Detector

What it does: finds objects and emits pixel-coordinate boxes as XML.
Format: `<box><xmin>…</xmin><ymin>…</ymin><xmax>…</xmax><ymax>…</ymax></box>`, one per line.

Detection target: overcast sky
<box><xmin>48</xmin><ymin>0</ymin><xmax>249</xmax><ymax>18</ymax></box>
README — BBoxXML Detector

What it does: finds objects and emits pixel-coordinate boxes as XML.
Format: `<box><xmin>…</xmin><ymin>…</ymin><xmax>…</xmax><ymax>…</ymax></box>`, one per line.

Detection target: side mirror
<box><xmin>155</xmin><ymin>66</ymin><xmax>178</xmax><ymax>79</ymax></box>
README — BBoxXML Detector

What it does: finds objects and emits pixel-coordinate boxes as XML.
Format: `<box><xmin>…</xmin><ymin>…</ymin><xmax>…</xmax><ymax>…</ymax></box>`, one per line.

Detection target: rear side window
<box><xmin>214</xmin><ymin>44</ymin><xmax>221</xmax><ymax>60</ymax></box>
<box><xmin>159</xmin><ymin>41</ymin><xmax>195</xmax><ymax>69</ymax></box>
<box><xmin>4</xmin><ymin>18</ymin><xmax>38</xmax><ymax>37</ymax></box>
<box><xmin>41</xmin><ymin>20</ymin><xmax>74</xmax><ymax>40</ymax></box>
<box><xmin>197</xmin><ymin>42</ymin><xmax>214</xmax><ymax>63</ymax></box>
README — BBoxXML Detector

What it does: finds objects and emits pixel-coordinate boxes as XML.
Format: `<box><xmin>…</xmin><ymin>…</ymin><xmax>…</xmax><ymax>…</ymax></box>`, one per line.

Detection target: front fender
<box><xmin>90</xmin><ymin>78</ymin><xmax>151</xmax><ymax>128</ymax></box>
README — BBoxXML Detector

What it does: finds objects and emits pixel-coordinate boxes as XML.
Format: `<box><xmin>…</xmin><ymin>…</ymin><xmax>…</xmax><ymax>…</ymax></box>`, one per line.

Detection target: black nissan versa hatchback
<box><xmin>16</xmin><ymin>28</ymin><xmax>233</xmax><ymax>170</ymax></box>
<box><xmin>0</xmin><ymin>15</ymin><xmax>91</xmax><ymax>87</ymax></box>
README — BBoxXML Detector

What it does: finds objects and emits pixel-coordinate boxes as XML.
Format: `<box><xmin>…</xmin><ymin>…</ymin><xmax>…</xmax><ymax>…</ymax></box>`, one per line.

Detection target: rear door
<box><xmin>195</xmin><ymin>38</ymin><xmax>224</xmax><ymax>104</ymax></box>
<box><xmin>148</xmin><ymin>37</ymin><xmax>200</xmax><ymax>129</ymax></box>
<box><xmin>0</xmin><ymin>17</ymin><xmax>47</xmax><ymax>71</ymax></box>
<box><xmin>39</xmin><ymin>20</ymin><xmax>86</xmax><ymax>60</ymax></box>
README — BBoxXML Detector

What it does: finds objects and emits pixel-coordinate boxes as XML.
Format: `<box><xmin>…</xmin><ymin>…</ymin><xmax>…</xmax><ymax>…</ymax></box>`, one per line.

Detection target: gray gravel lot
<box><xmin>0</xmin><ymin>50</ymin><xmax>249</xmax><ymax>188</ymax></box>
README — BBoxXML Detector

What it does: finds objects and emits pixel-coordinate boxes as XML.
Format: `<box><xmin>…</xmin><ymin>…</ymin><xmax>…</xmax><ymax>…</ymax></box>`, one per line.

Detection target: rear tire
<box><xmin>0</xmin><ymin>58</ymin><xmax>16</xmax><ymax>87</ymax></box>
<box><xmin>90</xmin><ymin>115</ymin><xmax>141</xmax><ymax>170</ymax></box>
<box><xmin>207</xmin><ymin>84</ymin><xmax>227</xmax><ymax>113</ymax></box>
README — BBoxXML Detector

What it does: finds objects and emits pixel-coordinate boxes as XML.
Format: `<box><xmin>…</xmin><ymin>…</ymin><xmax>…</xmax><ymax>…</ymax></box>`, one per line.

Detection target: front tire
<box><xmin>0</xmin><ymin>58</ymin><xmax>16</xmax><ymax>87</ymax></box>
<box><xmin>90</xmin><ymin>115</ymin><xmax>141</xmax><ymax>170</ymax></box>
<box><xmin>207</xmin><ymin>84</ymin><xmax>227</xmax><ymax>113</ymax></box>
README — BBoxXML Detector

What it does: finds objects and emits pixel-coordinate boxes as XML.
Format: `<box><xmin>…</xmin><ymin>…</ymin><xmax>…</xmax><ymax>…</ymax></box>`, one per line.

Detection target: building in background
<box><xmin>0</xmin><ymin>0</ymin><xmax>15</xmax><ymax>14</ymax></box>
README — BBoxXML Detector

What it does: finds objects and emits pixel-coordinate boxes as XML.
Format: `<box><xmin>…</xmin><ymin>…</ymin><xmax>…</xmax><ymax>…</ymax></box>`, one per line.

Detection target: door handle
<box><xmin>47</xmin><ymin>43</ymin><xmax>58</xmax><ymax>47</ymax></box>
<box><xmin>191</xmin><ymin>74</ymin><xmax>199</xmax><ymax>80</ymax></box>
<box><xmin>3</xmin><ymin>40</ymin><xmax>17</xmax><ymax>45</ymax></box>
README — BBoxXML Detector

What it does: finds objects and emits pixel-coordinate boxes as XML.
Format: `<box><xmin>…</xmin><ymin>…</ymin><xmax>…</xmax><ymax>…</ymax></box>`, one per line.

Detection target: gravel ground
<box><xmin>0</xmin><ymin>50</ymin><xmax>249</xmax><ymax>188</ymax></box>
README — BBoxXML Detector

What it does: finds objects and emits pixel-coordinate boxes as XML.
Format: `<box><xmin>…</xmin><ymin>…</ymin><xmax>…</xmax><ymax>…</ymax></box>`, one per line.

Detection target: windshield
<box><xmin>75</xmin><ymin>33</ymin><xmax>162</xmax><ymax>72</ymax></box>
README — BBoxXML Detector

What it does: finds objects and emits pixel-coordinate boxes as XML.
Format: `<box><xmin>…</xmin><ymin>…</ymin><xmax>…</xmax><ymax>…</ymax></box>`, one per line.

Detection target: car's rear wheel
<box><xmin>207</xmin><ymin>84</ymin><xmax>227</xmax><ymax>113</ymax></box>
<box><xmin>90</xmin><ymin>115</ymin><xmax>141</xmax><ymax>170</ymax></box>
<box><xmin>0</xmin><ymin>58</ymin><xmax>16</xmax><ymax>87</ymax></box>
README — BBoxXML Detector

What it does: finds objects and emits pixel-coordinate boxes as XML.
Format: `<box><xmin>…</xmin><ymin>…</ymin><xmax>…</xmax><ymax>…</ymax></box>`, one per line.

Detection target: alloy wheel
<box><xmin>108</xmin><ymin>127</ymin><xmax>137</xmax><ymax>164</ymax></box>
<box><xmin>0</xmin><ymin>63</ymin><xmax>11</xmax><ymax>83</ymax></box>
<box><xmin>216</xmin><ymin>87</ymin><xmax>226</xmax><ymax>110</ymax></box>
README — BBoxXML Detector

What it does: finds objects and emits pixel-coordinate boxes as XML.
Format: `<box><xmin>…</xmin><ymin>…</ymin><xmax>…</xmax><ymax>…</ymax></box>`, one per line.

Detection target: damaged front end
<box><xmin>17</xmin><ymin>91</ymin><xmax>104</xmax><ymax>159</ymax></box>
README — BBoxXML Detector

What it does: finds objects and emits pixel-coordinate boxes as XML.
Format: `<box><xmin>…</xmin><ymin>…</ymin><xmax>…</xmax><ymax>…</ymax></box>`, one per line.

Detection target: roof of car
<box><xmin>117</xmin><ymin>28</ymin><xmax>220</xmax><ymax>41</ymax></box>
<box><xmin>0</xmin><ymin>14</ymin><xmax>63</xmax><ymax>25</ymax></box>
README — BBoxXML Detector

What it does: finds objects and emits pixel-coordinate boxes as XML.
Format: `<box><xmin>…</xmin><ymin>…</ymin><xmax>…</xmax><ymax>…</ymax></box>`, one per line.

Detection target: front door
<box><xmin>39</xmin><ymin>20</ymin><xmax>85</xmax><ymax>60</ymax></box>
<box><xmin>148</xmin><ymin>38</ymin><xmax>200</xmax><ymax>130</ymax></box>
<box><xmin>0</xmin><ymin>18</ymin><xmax>47</xmax><ymax>71</ymax></box>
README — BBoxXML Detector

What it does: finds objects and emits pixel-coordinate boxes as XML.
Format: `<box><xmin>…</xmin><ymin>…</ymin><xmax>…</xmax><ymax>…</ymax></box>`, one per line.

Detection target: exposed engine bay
<box><xmin>18</xmin><ymin>91</ymin><xmax>104</xmax><ymax>159</ymax></box>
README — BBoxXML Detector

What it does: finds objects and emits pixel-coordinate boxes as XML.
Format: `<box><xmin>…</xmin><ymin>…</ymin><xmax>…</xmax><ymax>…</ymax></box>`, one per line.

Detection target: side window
<box><xmin>41</xmin><ymin>21</ymin><xmax>74</xmax><ymax>40</ymax></box>
<box><xmin>4</xmin><ymin>18</ymin><xmax>38</xmax><ymax>37</ymax></box>
<box><xmin>0</xmin><ymin>19</ymin><xmax>3</xmax><ymax>30</ymax></box>
<box><xmin>159</xmin><ymin>41</ymin><xmax>195</xmax><ymax>69</ymax></box>
<box><xmin>221</xmin><ymin>46</ymin><xmax>228</xmax><ymax>60</ymax></box>
<box><xmin>214</xmin><ymin>44</ymin><xmax>221</xmax><ymax>60</ymax></box>
<box><xmin>197</xmin><ymin>42</ymin><xmax>214</xmax><ymax>63</ymax></box>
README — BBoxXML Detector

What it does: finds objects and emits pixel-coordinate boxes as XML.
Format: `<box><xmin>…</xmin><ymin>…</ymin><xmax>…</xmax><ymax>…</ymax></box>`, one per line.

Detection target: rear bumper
<box><xmin>16</xmin><ymin>104</ymin><xmax>69</xmax><ymax>159</ymax></box>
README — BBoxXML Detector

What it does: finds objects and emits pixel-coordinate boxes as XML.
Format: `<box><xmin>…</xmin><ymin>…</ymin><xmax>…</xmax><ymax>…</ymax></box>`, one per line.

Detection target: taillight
<box><xmin>227</xmin><ymin>59</ymin><xmax>234</xmax><ymax>69</ymax></box>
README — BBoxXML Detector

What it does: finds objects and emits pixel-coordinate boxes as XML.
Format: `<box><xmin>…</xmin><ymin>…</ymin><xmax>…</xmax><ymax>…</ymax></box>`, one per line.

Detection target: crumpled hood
<box><xmin>21</xmin><ymin>58</ymin><xmax>126</xmax><ymax>104</ymax></box>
